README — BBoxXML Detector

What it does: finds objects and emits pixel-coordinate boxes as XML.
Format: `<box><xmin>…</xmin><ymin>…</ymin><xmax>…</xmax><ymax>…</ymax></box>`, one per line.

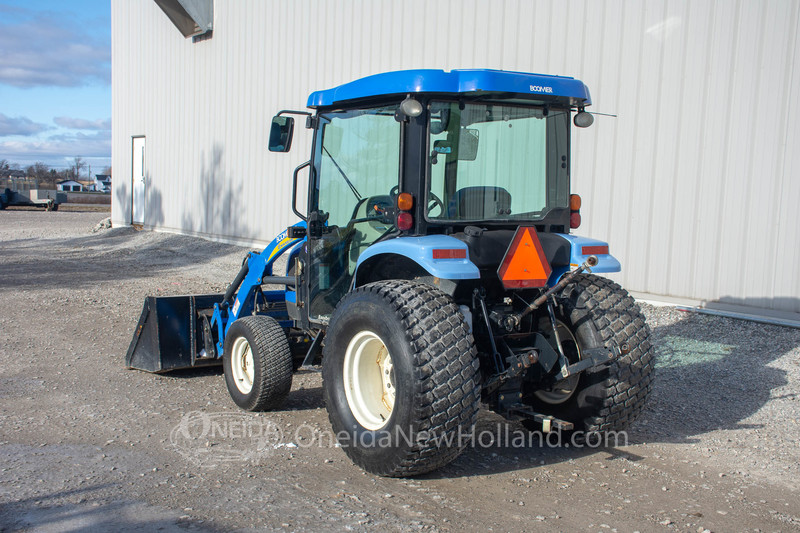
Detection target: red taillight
<box><xmin>432</xmin><ymin>249</ymin><xmax>467</xmax><ymax>259</ymax></box>
<box><xmin>397</xmin><ymin>212</ymin><xmax>413</xmax><ymax>231</ymax></box>
<box><xmin>570</xmin><ymin>212</ymin><xmax>581</xmax><ymax>229</ymax></box>
<box><xmin>581</xmin><ymin>245</ymin><xmax>608</xmax><ymax>255</ymax></box>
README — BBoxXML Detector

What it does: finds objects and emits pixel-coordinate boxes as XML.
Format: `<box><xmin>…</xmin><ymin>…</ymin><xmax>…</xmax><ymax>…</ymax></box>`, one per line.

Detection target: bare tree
<box><xmin>72</xmin><ymin>157</ymin><xmax>87</xmax><ymax>180</ymax></box>
<box><xmin>26</xmin><ymin>162</ymin><xmax>54</xmax><ymax>188</ymax></box>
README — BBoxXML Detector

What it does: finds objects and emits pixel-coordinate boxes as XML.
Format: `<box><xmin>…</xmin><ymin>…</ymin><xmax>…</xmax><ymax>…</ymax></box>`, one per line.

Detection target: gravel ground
<box><xmin>1</xmin><ymin>210</ymin><xmax>799</xmax><ymax>532</ymax></box>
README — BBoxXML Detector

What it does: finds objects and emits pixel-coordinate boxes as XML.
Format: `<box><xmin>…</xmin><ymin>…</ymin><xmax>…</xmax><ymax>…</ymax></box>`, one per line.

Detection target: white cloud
<box><xmin>53</xmin><ymin>116</ymin><xmax>111</xmax><ymax>130</ymax></box>
<box><xmin>0</xmin><ymin>11</ymin><xmax>110</xmax><ymax>88</ymax></box>
<box><xmin>0</xmin><ymin>113</ymin><xmax>50</xmax><ymax>136</ymax></box>
<box><xmin>0</xmin><ymin>130</ymin><xmax>110</xmax><ymax>160</ymax></box>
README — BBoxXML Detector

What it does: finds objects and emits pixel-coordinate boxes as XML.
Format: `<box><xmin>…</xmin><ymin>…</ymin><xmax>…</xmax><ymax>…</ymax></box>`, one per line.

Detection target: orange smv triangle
<box><xmin>497</xmin><ymin>227</ymin><xmax>552</xmax><ymax>289</ymax></box>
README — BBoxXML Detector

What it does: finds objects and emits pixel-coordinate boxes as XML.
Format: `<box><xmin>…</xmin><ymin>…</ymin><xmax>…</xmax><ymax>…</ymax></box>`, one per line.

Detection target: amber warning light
<box><xmin>497</xmin><ymin>227</ymin><xmax>552</xmax><ymax>289</ymax></box>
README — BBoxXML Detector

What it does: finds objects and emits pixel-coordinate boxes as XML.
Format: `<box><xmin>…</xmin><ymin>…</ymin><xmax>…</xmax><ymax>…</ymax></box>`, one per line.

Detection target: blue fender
<box><xmin>355</xmin><ymin>235</ymin><xmax>480</xmax><ymax>282</ymax></box>
<box><xmin>548</xmin><ymin>234</ymin><xmax>621</xmax><ymax>283</ymax></box>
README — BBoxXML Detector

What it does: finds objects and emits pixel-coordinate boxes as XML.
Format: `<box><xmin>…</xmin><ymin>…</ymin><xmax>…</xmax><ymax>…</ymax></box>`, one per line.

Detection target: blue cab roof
<box><xmin>307</xmin><ymin>69</ymin><xmax>591</xmax><ymax>108</ymax></box>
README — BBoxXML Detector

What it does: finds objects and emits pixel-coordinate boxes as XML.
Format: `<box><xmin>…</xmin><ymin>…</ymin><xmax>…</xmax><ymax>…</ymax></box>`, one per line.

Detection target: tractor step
<box><xmin>506</xmin><ymin>404</ymin><xmax>574</xmax><ymax>432</ymax></box>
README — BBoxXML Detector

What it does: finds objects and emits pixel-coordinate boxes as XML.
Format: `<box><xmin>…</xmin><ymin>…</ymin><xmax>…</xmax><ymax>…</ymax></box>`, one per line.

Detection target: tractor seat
<box><xmin>447</xmin><ymin>186</ymin><xmax>512</xmax><ymax>219</ymax></box>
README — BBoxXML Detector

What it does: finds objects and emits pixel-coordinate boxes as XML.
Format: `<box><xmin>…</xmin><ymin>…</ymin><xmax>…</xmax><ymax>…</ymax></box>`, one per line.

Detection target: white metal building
<box><xmin>111</xmin><ymin>0</ymin><xmax>800</xmax><ymax>323</ymax></box>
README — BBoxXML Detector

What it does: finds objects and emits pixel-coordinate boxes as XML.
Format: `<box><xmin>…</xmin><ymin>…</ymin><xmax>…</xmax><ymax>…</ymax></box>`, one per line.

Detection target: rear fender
<box><xmin>354</xmin><ymin>235</ymin><xmax>480</xmax><ymax>286</ymax></box>
<box><xmin>548</xmin><ymin>234</ymin><xmax>621</xmax><ymax>283</ymax></box>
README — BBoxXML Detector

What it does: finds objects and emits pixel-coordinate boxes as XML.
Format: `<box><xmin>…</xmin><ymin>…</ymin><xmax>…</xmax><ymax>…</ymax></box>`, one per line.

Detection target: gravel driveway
<box><xmin>1</xmin><ymin>210</ymin><xmax>799</xmax><ymax>532</ymax></box>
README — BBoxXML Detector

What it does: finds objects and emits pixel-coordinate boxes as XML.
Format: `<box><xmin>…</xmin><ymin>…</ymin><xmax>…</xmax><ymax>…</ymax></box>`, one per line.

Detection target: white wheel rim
<box><xmin>343</xmin><ymin>330</ymin><xmax>395</xmax><ymax>430</ymax></box>
<box><xmin>534</xmin><ymin>321</ymin><xmax>582</xmax><ymax>405</ymax></box>
<box><xmin>230</xmin><ymin>336</ymin><xmax>255</xmax><ymax>395</ymax></box>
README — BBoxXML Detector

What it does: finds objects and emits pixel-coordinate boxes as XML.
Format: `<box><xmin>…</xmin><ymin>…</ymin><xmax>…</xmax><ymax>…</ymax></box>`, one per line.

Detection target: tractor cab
<box><xmin>270</xmin><ymin>69</ymin><xmax>609</xmax><ymax>327</ymax></box>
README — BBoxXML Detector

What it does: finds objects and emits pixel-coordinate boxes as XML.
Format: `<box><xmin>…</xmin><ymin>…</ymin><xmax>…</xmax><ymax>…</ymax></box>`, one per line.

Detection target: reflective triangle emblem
<box><xmin>497</xmin><ymin>227</ymin><xmax>552</xmax><ymax>289</ymax></box>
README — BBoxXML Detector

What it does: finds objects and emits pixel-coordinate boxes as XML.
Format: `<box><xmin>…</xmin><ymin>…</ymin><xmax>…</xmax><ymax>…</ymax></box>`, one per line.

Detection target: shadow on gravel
<box><xmin>427</xmin><ymin>308</ymin><xmax>798</xmax><ymax>479</ymax></box>
<box><xmin>0</xmin><ymin>485</ymin><xmax>221</xmax><ymax>532</ymax></box>
<box><xmin>0</xmin><ymin>226</ymin><xmax>246</xmax><ymax>291</ymax></box>
<box><xmin>627</xmin><ymin>308</ymin><xmax>796</xmax><ymax>444</ymax></box>
<box><xmin>156</xmin><ymin>366</ymin><xmax>223</xmax><ymax>380</ymax></box>
<box><xmin>283</xmin><ymin>386</ymin><xmax>325</xmax><ymax>411</ymax></box>
<box><xmin>152</xmin><ymin>367</ymin><xmax>324</xmax><ymax>411</ymax></box>
<box><xmin>421</xmin><ymin>412</ymin><xmax>643</xmax><ymax>480</ymax></box>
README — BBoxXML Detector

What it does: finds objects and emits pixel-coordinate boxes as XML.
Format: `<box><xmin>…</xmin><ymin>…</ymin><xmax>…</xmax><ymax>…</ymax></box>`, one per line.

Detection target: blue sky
<box><xmin>0</xmin><ymin>0</ymin><xmax>111</xmax><ymax>172</ymax></box>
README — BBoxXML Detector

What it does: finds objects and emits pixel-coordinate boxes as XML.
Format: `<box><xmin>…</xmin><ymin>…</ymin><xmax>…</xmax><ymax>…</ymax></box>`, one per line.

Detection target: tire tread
<box><xmin>325</xmin><ymin>280</ymin><xmax>480</xmax><ymax>477</ymax></box>
<box><xmin>560</xmin><ymin>274</ymin><xmax>655</xmax><ymax>432</ymax></box>
<box><xmin>226</xmin><ymin>316</ymin><xmax>292</xmax><ymax>412</ymax></box>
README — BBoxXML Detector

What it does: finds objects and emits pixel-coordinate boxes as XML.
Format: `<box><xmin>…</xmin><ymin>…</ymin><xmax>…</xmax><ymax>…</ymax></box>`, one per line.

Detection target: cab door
<box><xmin>306</xmin><ymin>106</ymin><xmax>402</xmax><ymax>322</ymax></box>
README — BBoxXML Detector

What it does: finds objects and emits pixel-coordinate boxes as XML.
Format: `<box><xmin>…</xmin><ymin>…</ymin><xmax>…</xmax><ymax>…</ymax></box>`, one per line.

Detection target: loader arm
<box><xmin>210</xmin><ymin>222</ymin><xmax>307</xmax><ymax>356</ymax></box>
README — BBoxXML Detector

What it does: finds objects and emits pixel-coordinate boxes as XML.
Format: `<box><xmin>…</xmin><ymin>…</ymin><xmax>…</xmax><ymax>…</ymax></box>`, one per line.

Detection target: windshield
<box><xmin>426</xmin><ymin>101</ymin><xmax>569</xmax><ymax>222</ymax></box>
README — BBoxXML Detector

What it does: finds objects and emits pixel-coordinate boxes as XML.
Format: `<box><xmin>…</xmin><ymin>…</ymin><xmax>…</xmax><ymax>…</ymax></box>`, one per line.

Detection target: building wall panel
<box><xmin>112</xmin><ymin>0</ymin><xmax>800</xmax><ymax>317</ymax></box>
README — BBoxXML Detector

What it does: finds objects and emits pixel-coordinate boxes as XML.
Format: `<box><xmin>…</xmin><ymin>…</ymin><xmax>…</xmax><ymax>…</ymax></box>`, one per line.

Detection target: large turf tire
<box><xmin>322</xmin><ymin>280</ymin><xmax>481</xmax><ymax>477</ymax></box>
<box><xmin>523</xmin><ymin>274</ymin><xmax>654</xmax><ymax>433</ymax></box>
<box><xmin>223</xmin><ymin>316</ymin><xmax>293</xmax><ymax>411</ymax></box>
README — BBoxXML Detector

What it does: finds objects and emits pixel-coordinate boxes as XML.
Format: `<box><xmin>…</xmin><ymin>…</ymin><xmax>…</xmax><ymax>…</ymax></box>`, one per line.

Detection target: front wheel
<box><xmin>223</xmin><ymin>316</ymin><xmax>293</xmax><ymax>411</ymax></box>
<box><xmin>522</xmin><ymin>274</ymin><xmax>655</xmax><ymax>433</ymax></box>
<box><xmin>323</xmin><ymin>280</ymin><xmax>480</xmax><ymax>477</ymax></box>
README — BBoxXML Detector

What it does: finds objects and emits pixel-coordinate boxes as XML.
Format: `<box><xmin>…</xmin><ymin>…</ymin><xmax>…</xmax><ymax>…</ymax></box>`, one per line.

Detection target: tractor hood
<box><xmin>307</xmin><ymin>69</ymin><xmax>592</xmax><ymax>108</ymax></box>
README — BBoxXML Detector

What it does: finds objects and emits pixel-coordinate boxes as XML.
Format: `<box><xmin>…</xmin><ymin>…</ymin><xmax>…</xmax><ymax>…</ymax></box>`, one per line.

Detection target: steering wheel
<box><xmin>427</xmin><ymin>192</ymin><xmax>444</xmax><ymax>216</ymax></box>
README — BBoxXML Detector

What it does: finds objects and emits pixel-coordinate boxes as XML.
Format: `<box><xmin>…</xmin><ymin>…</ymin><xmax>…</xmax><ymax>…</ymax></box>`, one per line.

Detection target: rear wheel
<box><xmin>223</xmin><ymin>316</ymin><xmax>293</xmax><ymax>411</ymax></box>
<box><xmin>523</xmin><ymin>274</ymin><xmax>654</xmax><ymax>433</ymax></box>
<box><xmin>323</xmin><ymin>280</ymin><xmax>480</xmax><ymax>477</ymax></box>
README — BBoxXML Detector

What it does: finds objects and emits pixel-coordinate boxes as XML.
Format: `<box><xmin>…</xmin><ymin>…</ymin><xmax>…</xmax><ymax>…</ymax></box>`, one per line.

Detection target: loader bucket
<box><xmin>125</xmin><ymin>294</ymin><xmax>224</xmax><ymax>372</ymax></box>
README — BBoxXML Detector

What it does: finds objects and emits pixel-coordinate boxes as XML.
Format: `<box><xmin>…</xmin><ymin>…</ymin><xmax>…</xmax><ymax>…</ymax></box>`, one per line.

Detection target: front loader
<box><xmin>127</xmin><ymin>69</ymin><xmax>654</xmax><ymax>477</ymax></box>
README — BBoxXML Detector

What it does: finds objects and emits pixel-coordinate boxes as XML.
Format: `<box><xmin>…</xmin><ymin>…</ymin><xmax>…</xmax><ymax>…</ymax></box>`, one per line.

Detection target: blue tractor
<box><xmin>127</xmin><ymin>69</ymin><xmax>654</xmax><ymax>477</ymax></box>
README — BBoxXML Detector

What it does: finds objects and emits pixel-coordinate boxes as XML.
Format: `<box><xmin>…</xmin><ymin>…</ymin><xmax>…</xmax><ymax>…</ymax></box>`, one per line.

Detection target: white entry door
<box><xmin>132</xmin><ymin>137</ymin><xmax>145</xmax><ymax>224</ymax></box>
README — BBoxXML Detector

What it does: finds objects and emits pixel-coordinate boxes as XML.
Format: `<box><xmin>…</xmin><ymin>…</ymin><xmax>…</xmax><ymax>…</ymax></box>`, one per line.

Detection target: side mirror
<box><xmin>268</xmin><ymin>116</ymin><xmax>294</xmax><ymax>152</ymax></box>
<box><xmin>431</xmin><ymin>128</ymin><xmax>479</xmax><ymax>162</ymax></box>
